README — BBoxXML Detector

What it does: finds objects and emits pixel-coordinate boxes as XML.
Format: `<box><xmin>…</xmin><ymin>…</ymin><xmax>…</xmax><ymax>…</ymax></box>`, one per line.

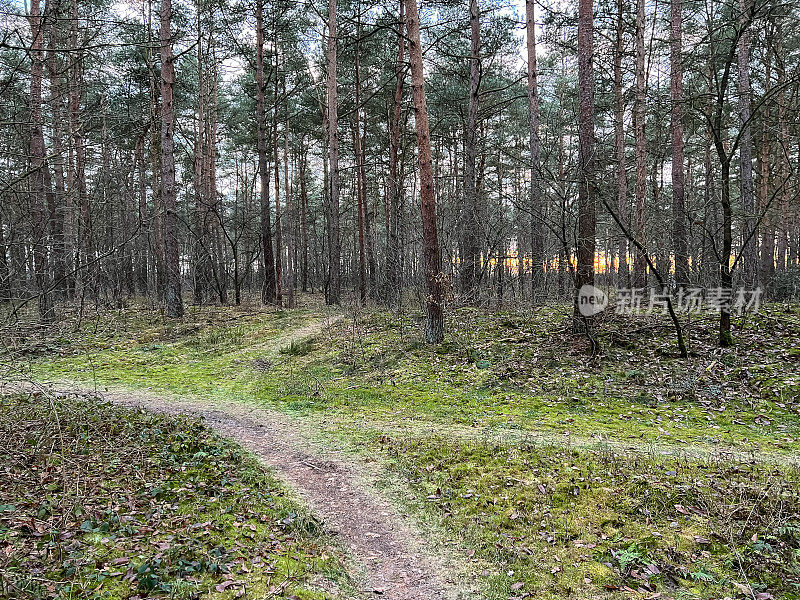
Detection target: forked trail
<box><xmin>9</xmin><ymin>315</ymin><xmax>790</xmax><ymax>599</ymax></box>
<box><xmin>110</xmin><ymin>391</ymin><xmax>459</xmax><ymax>600</ymax></box>
<box><xmin>11</xmin><ymin>315</ymin><xmax>462</xmax><ymax>600</ymax></box>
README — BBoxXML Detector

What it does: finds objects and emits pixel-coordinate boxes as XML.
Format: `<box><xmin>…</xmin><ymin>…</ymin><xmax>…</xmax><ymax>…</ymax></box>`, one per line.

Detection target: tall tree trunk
<box><xmin>273</xmin><ymin>51</ymin><xmax>283</xmax><ymax>306</ymax></box>
<box><xmin>573</xmin><ymin>0</ymin><xmax>596</xmax><ymax>332</ymax></box>
<box><xmin>792</xmin><ymin>141</ymin><xmax>800</xmax><ymax>270</ymax></box>
<box><xmin>614</xmin><ymin>0</ymin><xmax>628</xmax><ymax>287</ymax></box>
<box><xmin>325</xmin><ymin>0</ymin><xmax>341</xmax><ymax>304</ymax></box>
<box><xmin>671</xmin><ymin>0</ymin><xmax>688</xmax><ymax>288</ymax></box>
<box><xmin>193</xmin><ymin>18</ymin><xmax>210</xmax><ymax>305</ymax></box>
<box><xmin>70</xmin><ymin>0</ymin><xmax>92</xmax><ymax>298</ymax></box>
<box><xmin>28</xmin><ymin>0</ymin><xmax>54</xmax><ymax>323</ymax></box>
<box><xmin>354</xmin><ymin>22</ymin><xmax>367</xmax><ymax>305</ymax></box>
<box><xmin>122</xmin><ymin>151</ymin><xmax>137</xmax><ymax>297</ymax></box>
<box><xmin>208</xmin><ymin>52</ymin><xmax>226</xmax><ymax>304</ymax></box>
<box><xmin>101</xmin><ymin>114</ymin><xmax>114</xmax><ymax>301</ymax></box>
<box><xmin>386</xmin><ymin>0</ymin><xmax>405</xmax><ymax>305</ymax></box>
<box><xmin>738</xmin><ymin>0</ymin><xmax>756</xmax><ymax>288</ymax></box>
<box><xmin>460</xmin><ymin>0</ymin><xmax>481</xmax><ymax>302</ymax></box>
<box><xmin>160</xmin><ymin>0</ymin><xmax>183</xmax><ymax>318</ymax></box>
<box><xmin>526</xmin><ymin>0</ymin><xmax>543</xmax><ymax>296</ymax></box>
<box><xmin>46</xmin><ymin>11</ymin><xmax>67</xmax><ymax>300</ymax></box>
<box><xmin>299</xmin><ymin>146</ymin><xmax>309</xmax><ymax>293</ymax></box>
<box><xmin>135</xmin><ymin>135</ymin><xmax>149</xmax><ymax>295</ymax></box>
<box><xmin>352</xmin><ymin>6</ymin><xmax>377</xmax><ymax>302</ymax></box>
<box><xmin>406</xmin><ymin>0</ymin><xmax>443</xmax><ymax>343</ymax></box>
<box><xmin>758</xmin><ymin>34</ymin><xmax>773</xmax><ymax>289</ymax></box>
<box><xmin>99</xmin><ymin>115</ymin><xmax>117</xmax><ymax>301</ymax></box>
<box><xmin>0</xmin><ymin>215</ymin><xmax>8</xmax><ymax>301</ymax></box>
<box><xmin>284</xmin><ymin>73</ymin><xmax>295</xmax><ymax>308</ymax></box>
<box><xmin>355</xmin><ymin>121</ymin><xmax>367</xmax><ymax>306</ymax></box>
<box><xmin>363</xmin><ymin>113</ymin><xmax>377</xmax><ymax>301</ymax></box>
<box><xmin>775</xmin><ymin>25</ymin><xmax>789</xmax><ymax>274</ymax></box>
<box><xmin>709</xmin><ymin>33</ymin><xmax>738</xmax><ymax>346</ymax></box>
<box><xmin>633</xmin><ymin>0</ymin><xmax>647</xmax><ymax>288</ymax></box>
<box><xmin>701</xmin><ymin>128</ymin><xmax>714</xmax><ymax>285</ymax></box>
<box><xmin>147</xmin><ymin>0</ymin><xmax>165</xmax><ymax>299</ymax></box>
<box><xmin>719</xmin><ymin>156</ymin><xmax>733</xmax><ymax>345</ymax></box>
<box><xmin>256</xmin><ymin>0</ymin><xmax>276</xmax><ymax>304</ymax></box>
<box><xmin>496</xmin><ymin>144</ymin><xmax>505</xmax><ymax>304</ymax></box>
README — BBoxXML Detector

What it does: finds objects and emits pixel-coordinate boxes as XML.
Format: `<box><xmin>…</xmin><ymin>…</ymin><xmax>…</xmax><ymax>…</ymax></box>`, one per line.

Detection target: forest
<box><xmin>2</xmin><ymin>0</ymin><xmax>800</xmax><ymax>597</ymax></box>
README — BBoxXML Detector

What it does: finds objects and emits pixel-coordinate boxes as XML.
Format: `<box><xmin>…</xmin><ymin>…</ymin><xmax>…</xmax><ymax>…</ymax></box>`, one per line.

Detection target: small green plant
<box><xmin>689</xmin><ymin>569</ymin><xmax>715</xmax><ymax>583</ymax></box>
<box><xmin>280</xmin><ymin>337</ymin><xmax>314</xmax><ymax>356</ymax></box>
<box><xmin>612</xmin><ymin>544</ymin><xmax>647</xmax><ymax>572</ymax></box>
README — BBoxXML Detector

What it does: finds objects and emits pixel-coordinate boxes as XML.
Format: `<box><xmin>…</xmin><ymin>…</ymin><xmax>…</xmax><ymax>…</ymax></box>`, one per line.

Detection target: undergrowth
<box><xmin>0</xmin><ymin>392</ymin><xmax>350</xmax><ymax>600</ymax></box>
<box><xmin>370</xmin><ymin>433</ymin><xmax>800</xmax><ymax>599</ymax></box>
<box><xmin>10</xmin><ymin>298</ymin><xmax>800</xmax><ymax>599</ymax></box>
<box><xmin>24</xmin><ymin>303</ymin><xmax>800</xmax><ymax>457</ymax></box>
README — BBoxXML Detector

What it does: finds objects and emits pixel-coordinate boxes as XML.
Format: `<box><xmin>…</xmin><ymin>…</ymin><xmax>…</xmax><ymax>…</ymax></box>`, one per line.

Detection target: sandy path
<box><xmin>107</xmin><ymin>391</ymin><xmax>460</xmax><ymax>600</ymax></box>
<box><xmin>9</xmin><ymin>313</ymin><xmax>791</xmax><ymax>598</ymax></box>
<box><xmin>3</xmin><ymin>315</ymin><xmax>463</xmax><ymax>600</ymax></box>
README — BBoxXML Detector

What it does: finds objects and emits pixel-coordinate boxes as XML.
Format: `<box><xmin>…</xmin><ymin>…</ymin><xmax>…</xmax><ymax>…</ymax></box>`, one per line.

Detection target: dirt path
<box><xmin>5</xmin><ymin>315</ymin><xmax>464</xmax><ymax>600</ymax></box>
<box><xmin>106</xmin><ymin>391</ymin><xmax>461</xmax><ymax>600</ymax></box>
<box><xmin>260</xmin><ymin>312</ymin><xmax>346</xmax><ymax>352</ymax></box>
<box><xmin>319</xmin><ymin>415</ymin><xmax>800</xmax><ymax>468</ymax></box>
<box><xmin>6</xmin><ymin>314</ymin><xmax>794</xmax><ymax>598</ymax></box>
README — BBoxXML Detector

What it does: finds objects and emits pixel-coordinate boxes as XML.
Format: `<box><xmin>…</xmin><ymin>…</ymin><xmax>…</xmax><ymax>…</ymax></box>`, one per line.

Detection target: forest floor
<box><xmin>0</xmin><ymin>391</ymin><xmax>356</xmax><ymax>600</ymax></box>
<box><xmin>3</xmin><ymin>296</ymin><xmax>800</xmax><ymax>600</ymax></box>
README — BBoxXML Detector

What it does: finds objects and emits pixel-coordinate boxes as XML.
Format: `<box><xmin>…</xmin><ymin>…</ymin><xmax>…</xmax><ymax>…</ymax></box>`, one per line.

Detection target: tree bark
<box><xmin>208</xmin><ymin>52</ymin><xmax>226</xmax><ymax>304</ymax></box>
<box><xmin>256</xmin><ymin>0</ymin><xmax>276</xmax><ymax>304</ymax></box>
<box><xmin>460</xmin><ymin>0</ymin><xmax>481</xmax><ymax>302</ymax></box>
<box><xmin>299</xmin><ymin>145</ymin><xmax>309</xmax><ymax>293</ymax></box>
<box><xmin>738</xmin><ymin>0</ymin><xmax>756</xmax><ymax>288</ymax></box>
<box><xmin>573</xmin><ymin>0</ymin><xmax>596</xmax><ymax>332</ymax></box>
<box><xmin>354</xmin><ymin>21</ymin><xmax>367</xmax><ymax>305</ymax></box>
<box><xmin>70</xmin><ymin>0</ymin><xmax>92</xmax><ymax>298</ymax></box>
<box><xmin>614</xmin><ymin>0</ymin><xmax>628</xmax><ymax>288</ymax></box>
<box><xmin>775</xmin><ymin>25</ymin><xmax>789</xmax><ymax>274</ymax></box>
<box><xmin>325</xmin><ymin>0</ymin><xmax>341</xmax><ymax>304</ymax></box>
<box><xmin>273</xmin><ymin>49</ymin><xmax>283</xmax><ymax>306</ymax></box>
<box><xmin>633</xmin><ymin>0</ymin><xmax>647</xmax><ymax>288</ymax></box>
<box><xmin>708</xmin><ymin>26</ymin><xmax>739</xmax><ymax>346</ymax></box>
<box><xmin>355</xmin><ymin>121</ymin><xmax>367</xmax><ymax>306</ymax></box>
<box><xmin>363</xmin><ymin>113</ymin><xmax>377</xmax><ymax>301</ymax></box>
<box><xmin>758</xmin><ymin>33</ymin><xmax>773</xmax><ymax>289</ymax></box>
<box><xmin>526</xmin><ymin>0</ymin><xmax>543</xmax><ymax>295</ymax></box>
<box><xmin>671</xmin><ymin>0</ymin><xmax>688</xmax><ymax>288</ymax></box>
<box><xmin>284</xmin><ymin>74</ymin><xmax>295</xmax><ymax>308</ymax></box>
<box><xmin>192</xmin><ymin>17</ymin><xmax>211</xmax><ymax>305</ymax></box>
<box><xmin>0</xmin><ymin>215</ymin><xmax>8</xmax><ymax>301</ymax></box>
<box><xmin>406</xmin><ymin>0</ymin><xmax>443</xmax><ymax>343</ymax></box>
<box><xmin>147</xmin><ymin>0</ymin><xmax>165</xmax><ymax>299</ymax></box>
<box><xmin>46</xmin><ymin>9</ymin><xmax>67</xmax><ymax>300</ymax></box>
<box><xmin>160</xmin><ymin>0</ymin><xmax>183</xmax><ymax>318</ymax></box>
<box><xmin>28</xmin><ymin>0</ymin><xmax>54</xmax><ymax>323</ymax></box>
<box><xmin>386</xmin><ymin>0</ymin><xmax>405</xmax><ymax>305</ymax></box>
<box><xmin>719</xmin><ymin>157</ymin><xmax>733</xmax><ymax>346</ymax></box>
<box><xmin>135</xmin><ymin>135</ymin><xmax>149</xmax><ymax>295</ymax></box>
<box><xmin>353</xmin><ymin>3</ymin><xmax>377</xmax><ymax>302</ymax></box>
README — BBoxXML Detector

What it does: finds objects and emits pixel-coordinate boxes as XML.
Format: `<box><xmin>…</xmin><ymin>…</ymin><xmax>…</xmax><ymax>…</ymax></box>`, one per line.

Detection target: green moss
<box><xmin>13</xmin><ymin>300</ymin><xmax>800</xmax><ymax>599</ymax></box>
<box><xmin>365</xmin><ymin>433</ymin><xmax>800</xmax><ymax>599</ymax></box>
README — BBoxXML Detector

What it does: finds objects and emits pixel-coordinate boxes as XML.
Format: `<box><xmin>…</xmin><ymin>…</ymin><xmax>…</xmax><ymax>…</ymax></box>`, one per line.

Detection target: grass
<box><xmin>22</xmin><ymin>302</ymin><xmax>800</xmax><ymax>458</ymax></box>
<box><xmin>358</xmin><ymin>432</ymin><xmax>800</xmax><ymax>600</ymax></box>
<box><xmin>0</xmin><ymin>391</ymin><xmax>351</xmax><ymax>600</ymax></box>
<box><xmin>7</xmin><ymin>296</ymin><xmax>800</xmax><ymax>598</ymax></box>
